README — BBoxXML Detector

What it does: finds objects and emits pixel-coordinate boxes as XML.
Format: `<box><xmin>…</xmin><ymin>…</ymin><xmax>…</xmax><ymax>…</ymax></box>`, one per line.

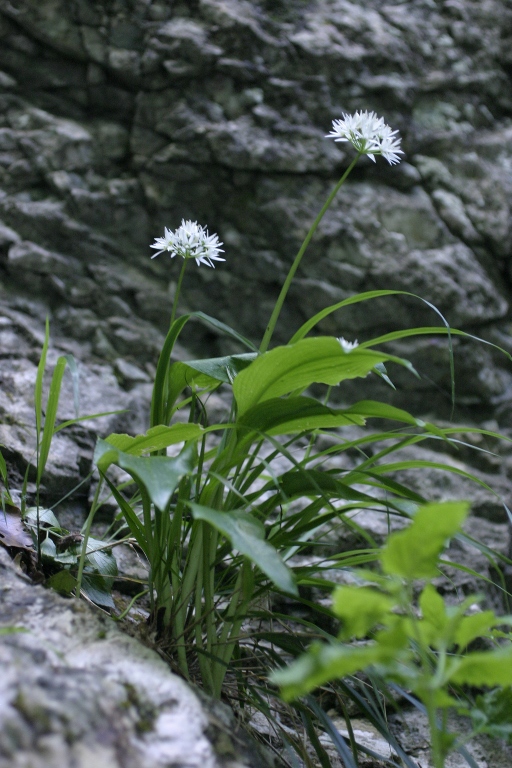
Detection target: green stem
<box><xmin>212</xmin><ymin>561</ymin><xmax>251</xmax><ymax>695</ymax></box>
<box><xmin>426</xmin><ymin>693</ymin><xmax>445</xmax><ymax>768</ymax></box>
<box><xmin>75</xmin><ymin>478</ymin><xmax>103</xmax><ymax>598</ymax></box>
<box><xmin>259</xmin><ymin>153</ymin><xmax>361</xmax><ymax>353</ymax></box>
<box><xmin>170</xmin><ymin>257</ymin><xmax>189</xmax><ymax>328</ymax></box>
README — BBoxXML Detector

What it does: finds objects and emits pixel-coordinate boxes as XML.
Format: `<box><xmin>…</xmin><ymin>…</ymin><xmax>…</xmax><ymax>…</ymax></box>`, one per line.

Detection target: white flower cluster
<box><xmin>326</xmin><ymin>111</ymin><xmax>403</xmax><ymax>165</ymax></box>
<box><xmin>338</xmin><ymin>337</ymin><xmax>359</xmax><ymax>353</ymax></box>
<box><xmin>150</xmin><ymin>220</ymin><xmax>225</xmax><ymax>267</ymax></box>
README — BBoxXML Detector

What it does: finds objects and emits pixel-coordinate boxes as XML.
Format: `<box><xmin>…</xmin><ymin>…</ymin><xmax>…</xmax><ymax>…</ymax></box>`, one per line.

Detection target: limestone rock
<box><xmin>0</xmin><ymin>548</ymin><xmax>273</xmax><ymax>768</ymax></box>
<box><xmin>0</xmin><ymin>1</ymin><xmax>509</xmax><ymax>418</ymax></box>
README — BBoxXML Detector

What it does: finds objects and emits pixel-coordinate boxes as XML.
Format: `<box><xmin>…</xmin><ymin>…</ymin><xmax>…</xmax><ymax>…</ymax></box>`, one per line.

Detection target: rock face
<box><xmin>0</xmin><ymin>0</ymin><xmax>510</xmax><ymax>418</ymax></box>
<box><xmin>0</xmin><ymin>547</ymin><xmax>273</xmax><ymax>768</ymax></box>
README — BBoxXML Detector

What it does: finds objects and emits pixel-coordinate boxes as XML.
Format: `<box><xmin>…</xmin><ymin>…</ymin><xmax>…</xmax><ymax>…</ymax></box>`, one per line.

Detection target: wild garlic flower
<box><xmin>338</xmin><ymin>337</ymin><xmax>359</xmax><ymax>353</ymax></box>
<box><xmin>326</xmin><ymin>111</ymin><xmax>403</xmax><ymax>165</ymax></box>
<box><xmin>150</xmin><ymin>220</ymin><xmax>225</xmax><ymax>267</ymax></box>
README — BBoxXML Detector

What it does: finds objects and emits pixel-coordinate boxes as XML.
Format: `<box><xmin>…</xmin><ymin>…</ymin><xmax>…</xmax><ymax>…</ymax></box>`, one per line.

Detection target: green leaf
<box><xmin>344</xmin><ymin>400</ymin><xmax>445</xmax><ymax>438</ymax></box>
<box><xmin>94</xmin><ymin>439</ymin><xmax>195</xmax><ymax>511</ymax></box>
<box><xmin>0</xmin><ymin>627</ymin><xmax>27</xmax><ymax>635</ymax></box>
<box><xmin>191</xmin><ymin>310</ymin><xmax>258</xmax><ymax>352</ymax></box>
<box><xmin>450</xmin><ymin>646</ymin><xmax>512</xmax><ymax>686</ymax></box>
<box><xmin>81</xmin><ymin>573</ymin><xmax>116</xmax><ymax>609</ymax></box>
<box><xmin>37</xmin><ymin>355</ymin><xmax>68</xmax><ymax>483</ymax></box>
<box><xmin>150</xmin><ymin>314</ymin><xmax>191</xmax><ymax>427</ymax></box>
<box><xmin>289</xmin><ymin>290</ymin><xmax>408</xmax><ymax>343</ymax></box>
<box><xmin>454</xmin><ymin>610</ymin><xmax>498</xmax><ymax>651</ymax></box>
<box><xmin>46</xmin><ymin>569</ymin><xmax>77</xmax><ymax>595</ymax></box>
<box><xmin>102</xmin><ymin>475</ymin><xmax>147</xmax><ymax>551</ymax></box>
<box><xmin>184</xmin><ymin>352</ymin><xmax>257</xmax><ymax>384</ymax></box>
<box><xmin>35</xmin><ymin>316</ymin><xmax>50</xmax><ymax>439</ymax></box>
<box><xmin>233</xmin><ymin>337</ymin><xmax>414</xmax><ymax>415</ymax></box>
<box><xmin>381</xmin><ymin>501</ymin><xmax>469</xmax><ymax>579</ymax></box>
<box><xmin>24</xmin><ymin>507</ymin><xmax>60</xmax><ymax>528</ymax></box>
<box><xmin>332</xmin><ymin>586</ymin><xmax>394</xmax><ymax>639</ymax></box>
<box><xmin>53</xmin><ymin>409</ymin><xmax>127</xmax><ymax>434</ymax></box>
<box><xmin>85</xmin><ymin>538</ymin><xmax>118</xmax><ymax>578</ymax></box>
<box><xmin>104</xmin><ymin>423</ymin><xmax>204</xmax><ymax>455</ymax></box>
<box><xmin>165</xmin><ymin>361</ymin><xmax>220</xmax><ymax>413</ymax></box>
<box><xmin>275</xmin><ymin>469</ymin><xmax>382</xmax><ymax>504</ymax></box>
<box><xmin>469</xmin><ymin>688</ymin><xmax>512</xmax><ymax>742</ymax></box>
<box><xmin>64</xmin><ymin>353</ymin><xmax>80</xmax><ymax>418</ymax></box>
<box><xmin>188</xmin><ymin>502</ymin><xmax>297</xmax><ymax>595</ymax></box>
<box><xmin>237</xmin><ymin>396</ymin><xmax>366</xmax><ymax>436</ymax></box>
<box><xmin>419</xmin><ymin>584</ymin><xmax>447</xmax><ymax>629</ymax></box>
<box><xmin>0</xmin><ymin>447</ymin><xmax>8</xmax><ymax>484</ymax></box>
<box><xmin>40</xmin><ymin>537</ymin><xmax>57</xmax><ymax>558</ymax></box>
<box><xmin>271</xmin><ymin>641</ymin><xmax>393</xmax><ymax>701</ymax></box>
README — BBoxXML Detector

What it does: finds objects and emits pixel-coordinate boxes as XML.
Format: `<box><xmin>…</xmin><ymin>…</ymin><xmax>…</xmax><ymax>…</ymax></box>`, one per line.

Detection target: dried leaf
<box><xmin>0</xmin><ymin>507</ymin><xmax>34</xmax><ymax>551</ymax></box>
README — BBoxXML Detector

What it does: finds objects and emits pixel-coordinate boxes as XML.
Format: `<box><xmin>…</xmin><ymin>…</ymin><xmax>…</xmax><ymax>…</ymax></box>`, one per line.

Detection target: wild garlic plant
<box><xmin>89</xmin><ymin>109</ymin><xmax>511</xmax><ymax>715</ymax></box>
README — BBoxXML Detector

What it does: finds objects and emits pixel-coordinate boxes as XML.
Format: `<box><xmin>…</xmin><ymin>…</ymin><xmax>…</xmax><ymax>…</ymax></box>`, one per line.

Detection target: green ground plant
<box><xmin>7</xmin><ymin>110</ymin><xmax>512</xmax><ymax>766</ymax></box>
<box><xmin>3</xmin><ymin>319</ymin><xmax>124</xmax><ymax>604</ymax></box>
<box><xmin>272</xmin><ymin>500</ymin><xmax>512</xmax><ymax>767</ymax></box>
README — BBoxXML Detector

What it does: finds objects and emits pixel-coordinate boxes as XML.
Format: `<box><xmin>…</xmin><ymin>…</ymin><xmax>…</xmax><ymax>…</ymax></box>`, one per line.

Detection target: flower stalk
<box><xmin>259</xmin><ymin>152</ymin><xmax>360</xmax><ymax>353</ymax></box>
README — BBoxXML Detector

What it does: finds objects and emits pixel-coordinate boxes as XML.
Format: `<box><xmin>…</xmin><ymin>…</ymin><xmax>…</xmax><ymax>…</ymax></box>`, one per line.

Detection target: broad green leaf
<box><xmin>233</xmin><ymin>337</ymin><xmax>414</xmax><ymax>415</ymax></box>
<box><xmin>332</xmin><ymin>586</ymin><xmax>394</xmax><ymax>639</ymax></box>
<box><xmin>237</xmin><ymin>396</ymin><xmax>366</xmax><ymax>436</ymax></box>
<box><xmin>271</xmin><ymin>641</ymin><xmax>393</xmax><ymax>701</ymax></box>
<box><xmin>104</xmin><ymin>423</ymin><xmax>204</xmax><ymax>455</ymax></box>
<box><xmin>469</xmin><ymin>688</ymin><xmax>512</xmax><ymax>742</ymax></box>
<box><xmin>454</xmin><ymin>611</ymin><xmax>497</xmax><ymax>651</ymax></box>
<box><xmin>94</xmin><ymin>439</ymin><xmax>195</xmax><ymax>511</ymax></box>
<box><xmin>419</xmin><ymin>584</ymin><xmax>447</xmax><ymax>629</ymax></box>
<box><xmin>188</xmin><ymin>502</ymin><xmax>297</xmax><ymax>595</ymax></box>
<box><xmin>54</xmin><ymin>549</ymin><xmax>80</xmax><ymax>565</ymax></box>
<box><xmin>455</xmin><ymin>611</ymin><xmax>500</xmax><ymax>651</ymax></box>
<box><xmin>166</xmin><ymin>361</ymin><xmax>221</xmax><ymax>412</ymax></box>
<box><xmin>40</xmin><ymin>536</ymin><xmax>57</xmax><ymax>558</ymax></box>
<box><xmin>418</xmin><ymin>585</ymin><xmax>451</xmax><ymax>647</ymax></box>
<box><xmin>25</xmin><ymin>507</ymin><xmax>60</xmax><ymax>528</ymax></box>
<box><xmin>46</xmin><ymin>569</ymin><xmax>77</xmax><ymax>595</ymax></box>
<box><xmin>81</xmin><ymin>573</ymin><xmax>115</xmax><ymax>609</ymax></box>
<box><xmin>450</xmin><ymin>646</ymin><xmax>512</xmax><ymax>686</ymax></box>
<box><xmin>381</xmin><ymin>501</ymin><xmax>469</xmax><ymax>579</ymax></box>
<box><xmin>85</xmin><ymin>537</ymin><xmax>118</xmax><ymax>578</ymax></box>
<box><xmin>183</xmin><ymin>352</ymin><xmax>257</xmax><ymax>384</ymax></box>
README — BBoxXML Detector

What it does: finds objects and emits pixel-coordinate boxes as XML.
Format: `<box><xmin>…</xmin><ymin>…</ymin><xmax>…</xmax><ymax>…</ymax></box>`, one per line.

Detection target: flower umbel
<box><xmin>150</xmin><ymin>220</ymin><xmax>225</xmax><ymax>267</ymax></box>
<box><xmin>326</xmin><ymin>110</ymin><xmax>403</xmax><ymax>165</ymax></box>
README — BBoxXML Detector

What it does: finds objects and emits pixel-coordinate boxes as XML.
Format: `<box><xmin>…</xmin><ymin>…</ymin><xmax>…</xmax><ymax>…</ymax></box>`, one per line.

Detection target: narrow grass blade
<box><xmin>37</xmin><ymin>355</ymin><xmax>67</xmax><ymax>483</ymax></box>
<box><xmin>35</xmin><ymin>316</ymin><xmax>50</xmax><ymax>439</ymax></box>
<box><xmin>191</xmin><ymin>310</ymin><xmax>258</xmax><ymax>352</ymax></box>
<box><xmin>53</xmin><ymin>410</ymin><xmax>127</xmax><ymax>433</ymax></box>
<box><xmin>64</xmin><ymin>354</ymin><xmax>80</xmax><ymax>418</ymax></box>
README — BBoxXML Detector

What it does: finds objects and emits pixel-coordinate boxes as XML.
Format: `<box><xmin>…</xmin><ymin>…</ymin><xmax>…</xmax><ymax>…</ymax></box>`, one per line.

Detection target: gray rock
<box><xmin>0</xmin><ymin>548</ymin><xmax>273</xmax><ymax>768</ymax></box>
